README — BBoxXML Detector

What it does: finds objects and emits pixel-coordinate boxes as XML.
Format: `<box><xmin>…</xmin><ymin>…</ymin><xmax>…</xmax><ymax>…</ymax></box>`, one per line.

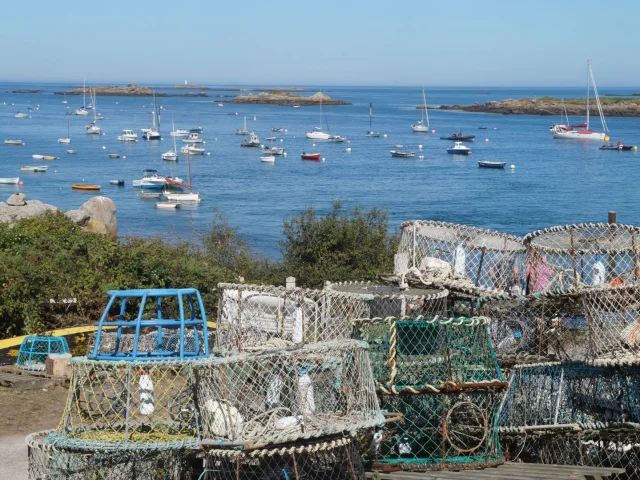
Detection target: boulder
<box><xmin>76</xmin><ymin>196</ymin><xmax>117</xmax><ymax>236</ymax></box>
<box><xmin>7</xmin><ymin>192</ymin><xmax>26</xmax><ymax>206</ymax></box>
<box><xmin>0</xmin><ymin>198</ymin><xmax>58</xmax><ymax>224</ymax></box>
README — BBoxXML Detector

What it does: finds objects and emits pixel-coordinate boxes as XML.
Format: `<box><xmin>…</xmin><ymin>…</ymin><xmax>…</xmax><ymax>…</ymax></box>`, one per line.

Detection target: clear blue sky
<box><xmin>2</xmin><ymin>0</ymin><xmax>638</xmax><ymax>86</ymax></box>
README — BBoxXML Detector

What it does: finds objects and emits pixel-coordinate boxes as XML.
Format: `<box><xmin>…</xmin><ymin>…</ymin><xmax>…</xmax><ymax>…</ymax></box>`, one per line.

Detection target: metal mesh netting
<box><xmin>524</xmin><ymin>223</ymin><xmax>640</xmax><ymax>294</ymax></box>
<box><xmin>501</xmin><ymin>428</ymin><xmax>640</xmax><ymax>480</ymax></box>
<box><xmin>376</xmin><ymin>390</ymin><xmax>505</xmax><ymax>470</ymax></box>
<box><xmin>324</xmin><ymin>281</ymin><xmax>448</xmax><ymax>319</ymax></box>
<box><xmin>202</xmin><ymin>435</ymin><xmax>365</xmax><ymax>480</ymax></box>
<box><xmin>582</xmin><ymin>285</ymin><xmax>640</xmax><ymax>360</ymax></box>
<box><xmin>216</xmin><ymin>283</ymin><xmax>369</xmax><ymax>351</ymax></box>
<box><xmin>16</xmin><ymin>335</ymin><xmax>70</xmax><ymax>371</ymax></box>
<box><xmin>352</xmin><ymin>317</ymin><xmax>506</xmax><ymax>391</ymax></box>
<box><xmin>54</xmin><ymin>358</ymin><xmax>200</xmax><ymax>450</ymax></box>
<box><xmin>396</xmin><ymin>220</ymin><xmax>526</xmax><ymax>295</ymax></box>
<box><xmin>195</xmin><ymin>340</ymin><xmax>383</xmax><ymax>447</ymax></box>
<box><xmin>499</xmin><ymin>362</ymin><xmax>640</xmax><ymax>431</ymax></box>
<box><xmin>87</xmin><ymin>329</ymin><xmax>212</xmax><ymax>358</ymax></box>
<box><xmin>27</xmin><ymin>430</ymin><xmax>195</xmax><ymax>480</ymax></box>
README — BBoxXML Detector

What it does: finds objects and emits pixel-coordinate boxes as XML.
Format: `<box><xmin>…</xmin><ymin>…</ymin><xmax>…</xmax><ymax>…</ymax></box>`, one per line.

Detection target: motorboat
<box><xmin>171</xmin><ymin>129</ymin><xmax>189</xmax><ymax>137</ymax></box>
<box><xmin>72</xmin><ymin>184</ymin><xmax>100</xmax><ymax>190</ymax></box>
<box><xmin>390</xmin><ymin>150</ymin><xmax>416</xmax><ymax>158</ymax></box>
<box><xmin>447</xmin><ymin>142</ymin><xmax>472</xmax><ymax>154</ymax></box>
<box><xmin>181</xmin><ymin>144</ymin><xmax>205</xmax><ymax>155</ymax></box>
<box><xmin>263</xmin><ymin>146</ymin><xmax>285</xmax><ymax>155</ymax></box>
<box><xmin>552</xmin><ymin>61</ymin><xmax>609</xmax><ymax>141</ymax></box>
<box><xmin>478</xmin><ymin>126</ymin><xmax>488</xmax><ymax>130</ymax></box>
<box><xmin>271</xmin><ymin>127</ymin><xmax>284</xmax><ymax>132</ymax></box>
<box><xmin>15</xmin><ymin>112</ymin><xmax>28</xmax><ymax>118</ymax></box>
<box><xmin>265</xmin><ymin>136</ymin><xmax>276</xmax><ymax>141</ymax></box>
<box><xmin>67</xmin><ymin>150</ymin><xmax>77</xmax><ymax>154</ymax></box>
<box><xmin>43</xmin><ymin>156</ymin><xmax>59</xmax><ymax>161</ymax></box>
<box><xmin>190</xmin><ymin>115</ymin><xmax>203</xmax><ymax>134</ymax></box>
<box><xmin>411</xmin><ymin>87</ymin><xmax>430</xmax><ymax>132</ymax></box>
<box><xmin>478</xmin><ymin>161</ymin><xmax>506</xmax><ymax>169</ymax></box>
<box><xmin>293</xmin><ymin>105</ymin><xmax>300</xmax><ymax>108</ymax></box>
<box><xmin>32</xmin><ymin>154</ymin><xmax>44</xmax><ymax>160</ymax></box>
<box><xmin>261</xmin><ymin>155</ymin><xmax>276</xmax><ymax>163</ymax></box>
<box><xmin>163</xmin><ymin>192</ymin><xmax>200</xmax><ymax>202</ymax></box>
<box><xmin>236</xmin><ymin>116</ymin><xmax>250</xmax><ymax>135</ymax></box>
<box><xmin>21</xmin><ymin>165</ymin><xmax>48</xmax><ymax>172</ymax></box>
<box><xmin>156</xmin><ymin>201</ymin><xmax>179</xmax><ymax>209</ymax></box>
<box><xmin>109</xmin><ymin>179</ymin><xmax>125</xmax><ymax>186</ymax></box>
<box><xmin>4</xmin><ymin>140</ymin><xmax>23</xmax><ymax>146</ymax></box>
<box><xmin>108</xmin><ymin>153</ymin><xmax>120</xmax><ymax>158</ymax></box>
<box><xmin>301</xmin><ymin>152</ymin><xmax>321</xmax><ymax>160</ymax></box>
<box><xmin>599</xmin><ymin>142</ymin><xmax>636</xmax><ymax>151</ymax></box>
<box><xmin>328</xmin><ymin>135</ymin><xmax>346</xmax><ymax>143</ymax></box>
<box><xmin>441</xmin><ymin>131</ymin><xmax>475</xmax><ymax>141</ymax></box>
<box><xmin>182</xmin><ymin>132</ymin><xmax>203</xmax><ymax>143</ymax></box>
<box><xmin>132</xmin><ymin>169</ymin><xmax>167</xmax><ymax>189</ymax></box>
<box><xmin>139</xmin><ymin>192</ymin><xmax>162</xmax><ymax>199</ymax></box>
<box><xmin>0</xmin><ymin>177</ymin><xmax>19</xmax><ymax>184</ymax></box>
<box><xmin>142</xmin><ymin>128</ymin><xmax>161</xmax><ymax>140</ymax></box>
<box><xmin>241</xmin><ymin>133</ymin><xmax>261</xmax><ymax>147</ymax></box>
<box><xmin>118</xmin><ymin>129</ymin><xmax>138</xmax><ymax>142</ymax></box>
<box><xmin>305</xmin><ymin>127</ymin><xmax>330</xmax><ymax>140</ymax></box>
<box><xmin>218</xmin><ymin>103</ymin><xmax>223</xmax><ymax>107</ymax></box>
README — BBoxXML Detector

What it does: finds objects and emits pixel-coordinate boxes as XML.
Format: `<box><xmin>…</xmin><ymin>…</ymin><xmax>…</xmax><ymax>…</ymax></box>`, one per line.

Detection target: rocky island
<box><xmin>434</xmin><ymin>96</ymin><xmax>640</xmax><ymax>117</ymax></box>
<box><xmin>12</xmin><ymin>89</ymin><xmax>44</xmax><ymax>94</ymax></box>
<box><xmin>228</xmin><ymin>91</ymin><xmax>350</xmax><ymax>106</ymax></box>
<box><xmin>54</xmin><ymin>83</ymin><xmax>207</xmax><ymax>97</ymax></box>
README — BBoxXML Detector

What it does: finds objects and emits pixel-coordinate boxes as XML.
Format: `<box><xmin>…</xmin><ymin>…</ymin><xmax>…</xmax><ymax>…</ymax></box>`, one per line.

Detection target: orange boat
<box><xmin>72</xmin><ymin>184</ymin><xmax>100</xmax><ymax>191</ymax></box>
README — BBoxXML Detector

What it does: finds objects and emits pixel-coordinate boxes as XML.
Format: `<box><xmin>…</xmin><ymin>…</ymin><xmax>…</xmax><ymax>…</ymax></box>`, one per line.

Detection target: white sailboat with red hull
<box><xmin>552</xmin><ymin>60</ymin><xmax>608</xmax><ymax>141</ymax></box>
<box><xmin>163</xmin><ymin>150</ymin><xmax>200</xmax><ymax>202</ymax></box>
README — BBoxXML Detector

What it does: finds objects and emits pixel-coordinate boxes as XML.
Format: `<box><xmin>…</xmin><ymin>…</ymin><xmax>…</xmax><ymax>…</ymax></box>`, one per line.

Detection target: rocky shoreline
<box><xmin>228</xmin><ymin>91</ymin><xmax>350</xmax><ymax>106</ymax></box>
<box><xmin>433</xmin><ymin>96</ymin><xmax>640</xmax><ymax>117</ymax></box>
<box><xmin>54</xmin><ymin>83</ymin><xmax>207</xmax><ymax>97</ymax></box>
<box><xmin>12</xmin><ymin>89</ymin><xmax>44</xmax><ymax>94</ymax></box>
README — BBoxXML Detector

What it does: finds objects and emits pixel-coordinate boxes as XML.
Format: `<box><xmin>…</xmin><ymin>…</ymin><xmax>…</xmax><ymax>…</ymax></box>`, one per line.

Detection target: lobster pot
<box><xmin>353</xmin><ymin>317</ymin><xmax>504</xmax><ymax>389</ymax></box>
<box><xmin>501</xmin><ymin>428</ymin><xmax>640</xmax><ymax>480</ymax></box>
<box><xmin>16</xmin><ymin>335</ymin><xmax>69</xmax><ymax>371</ymax></box>
<box><xmin>581</xmin><ymin>285</ymin><xmax>640</xmax><ymax>360</ymax></box>
<box><xmin>500</xmin><ymin>362</ymin><xmax>640</xmax><ymax>431</ymax></box>
<box><xmin>88</xmin><ymin>329</ymin><xmax>212</xmax><ymax>358</ymax></box>
<box><xmin>396</xmin><ymin>220</ymin><xmax>526</xmax><ymax>295</ymax></box>
<box><xmin>325</xmin><ymin>281</ymin><xmax>448</xmax><ymax>319</ymax></box>
<box><xmin>524</xmin><ymin>223</ymin><xmax>640</xmax><ymax>294</ymax></box>
<box><xmin>53</xmin><ymin>358</ymin><xmax>200</xmax><ymax>451</ymax></box>
<box><xmin>377</xmin><ymin>389</ymin><xmax>505</xmax><ymax>470</ymax></box>
<box><xmin>216</xmin><ymin>283</ymin><xmax>368</xmax><ymax>351</ymax></box>
<box><xmin>202</xmin><ymin>436</ymin><xmax>364</xmax><ymax>480</ymax></box>
<box><xmin>26</xmin><ymin>430</ymin><xmax>194</xmax><ymax>480</ymax></box>
<box><xmin>195</xmin><ymin>340</ymin><xmax>383</xmax><ymax>447</ymax></box>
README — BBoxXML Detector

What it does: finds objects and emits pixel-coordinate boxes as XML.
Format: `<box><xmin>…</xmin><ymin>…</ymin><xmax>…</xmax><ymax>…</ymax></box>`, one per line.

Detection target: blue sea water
<box><xmin>1</xmin><ymin>83</ymin><xmax>639</xmax><ymax>258</ymax></box>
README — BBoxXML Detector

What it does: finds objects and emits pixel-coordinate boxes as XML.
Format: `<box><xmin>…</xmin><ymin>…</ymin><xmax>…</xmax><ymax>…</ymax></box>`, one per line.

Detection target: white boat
<box><xmin>58</xmin><ymin>119</ymin><xmax>71</xmax><ymax>144</ymax></box>
<box><xmin>21</xmin><ymin>165</ymin><xmax>48</xmax><ymax>172</ymax></box>
<box><xmin>62</xmin><ymin>94</ymin><xmax>68</xmax><ymax>104</ymax></box>
<box><xmin>156</xmin><ymin>201</ymin><xmax>179</xmax><ymax>209</ymax></box>
<box><xmin>447</xmin><ymin>141</ymin><xmax>472</xmax><ymax>154</ymax></box>
<box><xmin>118</xmin><ymin>129</ymin><xmax>138</xmax><ymax>142</ymax></box>
<box><xmin>181</xmin><ymin>144</ymin><xmax>204</xmax><ymax>155</ymax></box>
<box><xmin>236</xmin><ymin>116</ymin><xmax>250</xmax><ymax>135</ymax></box>
<box><xmin>552</xmin><ymin>61</ymin><xmax>608</xmax><ymax>141</ymax></box>
<box><xmin>162</xmin><ymin>119</ymin><xmax>179</xmax><ymax>161</ymax></box>
<box><xmin>85</xmin><ymin>90</ymin><xmax>101</xmax><ymax>135</ymax></box>
<box><xmin>328</xmin><ymin>135</ymin><xmax>346</xmax><ymax>143</ymax></box>
<box><xmin>218</xmin><ymin>103</ymin><xmax>224</xmax><ymax>107</ymax></box>
<box><xmin>366</xmin><ymin>103</ymin><xmax>381</xmax><ymax>137</ymax></box>
<box><xmin>411</xmin><ymin>86</ymin><xmax>430</xmax><ymax>132</ymax></box>
<box><xmin>163</xmin><ymin>150</ymin><xmax>200</xmax><ymax>202</ymax></box>
<box><xmin>305</xmin><ymin>91</ymin><xmax>333</xmax><ymax>140</ymax></box>
<box><xmin>171</xmin><ymin>129</ymin><xmax>189</xmax><ymax>137</ymax></box>
<box><xmin>0</xmin><ymin>177</ymin><xmax>19</xmax><ymax>184</ymax></box>
<box><xmin>142</xmin><ymin>91</ymin><xmax>161</xmax><ymax>140</ymax></box>
<box><xmin>14</xmin><ymin>112</ymin><xmax>28</xmax><ymax>119</ymax></box>
<box><xmin>260</xmin><ymin>155</ymin><xmax>276</xmax><ymax>163</ymax></box>
<box><xmin>132</xmin><ymin>169</ymin><xmax>167</xmax><ymax>189</ymax></box>
<box><xmin>67</xmin><ymin>150</ymin><xmax>77</xmax><ymax>154</ymax></box>
<box><xmin>182</xmin><ymin>132</ymin><xmax>203</xmax><ymax>143</ymax></box>
<box><xmin>74</xmin><ymin>79</ymin><xmax>89</xmax><ymax>116</ymax></box>
<box><xmin>241</xmin><ymin>133</ymin><xmax>261</xmax><ymax>147</ymax></box>
<box><xmin>32</xmin><ymin>154</ymin><xmax>44</xmax><ymax>159</ymax></box>
<box><xmin>4</xmin><ymin>139</ymin><xmax>23</xmax><ymax>146</ymax></box>
<box><xmin>265</xmin><ymin>136</ymin><xmax>276</xmax><ymax>141</ymax></box>
<box><xmin>263</xmin><ymin>146</ymin><xmax>285</xmax><ymax>155</ymax></box>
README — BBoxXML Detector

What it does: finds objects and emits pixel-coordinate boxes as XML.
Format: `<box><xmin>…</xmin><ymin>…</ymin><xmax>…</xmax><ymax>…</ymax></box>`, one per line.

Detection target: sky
<box><xmin>1</xmin><ymin>0</ymin><xmax>639</xmax><ymax>87</ymax></box>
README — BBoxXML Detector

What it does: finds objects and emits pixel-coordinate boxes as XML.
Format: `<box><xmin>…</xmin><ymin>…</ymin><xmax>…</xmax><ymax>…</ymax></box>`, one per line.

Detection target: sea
<box><xmin>1</xmin><ymin>83</ymin><xmax>639</xmax><ymax>258</ymax></box>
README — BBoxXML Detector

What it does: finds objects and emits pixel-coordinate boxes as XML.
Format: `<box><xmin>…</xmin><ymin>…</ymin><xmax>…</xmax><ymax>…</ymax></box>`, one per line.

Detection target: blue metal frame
<box><xmin>90</xmin><ymin>288</ymin><xmax>209</xmax><ymax>361</ymax></box>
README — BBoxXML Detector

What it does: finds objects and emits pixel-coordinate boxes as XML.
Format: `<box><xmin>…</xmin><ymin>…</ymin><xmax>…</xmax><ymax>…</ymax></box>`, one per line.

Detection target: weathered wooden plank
<box><xmin>501</xmin><ymin>463</ymin><xmax>626</xmax><ymax>475</ymax></box>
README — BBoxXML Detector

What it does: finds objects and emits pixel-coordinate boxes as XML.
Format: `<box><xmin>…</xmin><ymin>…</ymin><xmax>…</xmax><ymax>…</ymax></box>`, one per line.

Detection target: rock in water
<box><xmin>7</xmin><ymin>192</ymin><xmax>27</xmax><ymax>206</ymax></box>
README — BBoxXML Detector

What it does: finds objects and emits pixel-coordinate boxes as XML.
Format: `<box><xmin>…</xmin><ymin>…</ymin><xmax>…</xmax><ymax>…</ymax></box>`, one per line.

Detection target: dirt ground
<box><xmin>0</xmin><ymin>385</ymin><xmax>67</xmax><ymax>436</ymax></box>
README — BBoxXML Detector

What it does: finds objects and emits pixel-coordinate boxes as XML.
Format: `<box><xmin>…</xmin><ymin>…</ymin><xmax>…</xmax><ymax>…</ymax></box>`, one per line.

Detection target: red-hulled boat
<box><xmin>301</xmin><ymin>152</ymin><xmax>321</xmax><ymax>161</ymax></box>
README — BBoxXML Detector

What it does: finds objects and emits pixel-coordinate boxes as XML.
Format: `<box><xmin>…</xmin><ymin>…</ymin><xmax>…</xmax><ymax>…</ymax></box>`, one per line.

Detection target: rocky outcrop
<box><xmin>54</xmin><ymin>83</ymin><xmax>207</xmax><ymax>97</ymax></box>
<box><xmin>436</xmin><ymin>97</ymin><xmax>640</xmax><ymax>117</ymax></box>
<box><xmin>0</xmin><ymin>194</ymin><xmax>117</xmax><ymax>236</ymax></box>
<box><xmin>229</xmin><ymin>91</ymin><xmax>351</xmax><ymax>106</ymax></box>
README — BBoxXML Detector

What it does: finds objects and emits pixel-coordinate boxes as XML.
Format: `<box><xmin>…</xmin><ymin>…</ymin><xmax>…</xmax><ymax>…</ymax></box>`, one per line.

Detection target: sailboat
<box><xmin>236</xmin><ymin>116</ymin><xmax>250</xmax><ymax>135</ymax></box>
<box><xmin>305</xmin><ymin>92</ymin><xmax>330</xmax><ymax>140</ymax></box>
<box><xmin>85</xmin><ymin>90</ymin><xmax>101</xmax><ymax>134</ymax></box>
<box><xmin>552</xmin><ymin>60</ymin><xmax>608</xmax><ymax>141</ymax></box>
<box><xmin>190</xmin><ymin>114</ymin><xmax>203</xmax><ymax>133</ymax></box>
<box><xmin>162</xmin><ymin>119</ymin><xmax>179</xmax><ymax>161</ymax></box>
<box><xmin>74</xmin><ymin>80</ymin><xmax>89</xmax><ymax>116</ymax></box>
<box><xmin>411</xmin><ymin>86</ymin><xmax>430</xmax><ymax>132</ymax></box>
<box><xmin>62</xmin><ymin>94</ymin><xmax>68</xmax><ymax>105</ymax></box>
<box><xmin>58</xmin><ymin>119</ymin><xmax>71</xmax><ymax>144</ymax></box>
<box><xmin>163</xmin><ymin>150</ymin><xmax>200</xmax><ymax>202</ymax></box>
<box><xmin>366</xmin><ymin>103</ymin><xmax>380</xmax><ymax>137</ymax></box>
<box><xmin>142</xmin><ymin>91</ymin><xmax>161</xmax><ymax>140</ymax></box>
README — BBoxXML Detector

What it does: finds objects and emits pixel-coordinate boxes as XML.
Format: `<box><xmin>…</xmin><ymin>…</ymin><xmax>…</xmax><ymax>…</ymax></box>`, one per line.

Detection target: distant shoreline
<box><xmin>54</xmin><ymin>83</ymin><xmax>207</xmax><ymax>97</ymax></box>
<box><xmin>170</xmin><ymin>86</ymin><xmax>312</xmax><ymax>92</ymax></box>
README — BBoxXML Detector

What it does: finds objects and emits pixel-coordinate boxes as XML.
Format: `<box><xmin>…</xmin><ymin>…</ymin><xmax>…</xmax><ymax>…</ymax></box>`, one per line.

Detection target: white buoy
<box><xmin>102</xmin><ymin>132</ymin><xmax>106</xmax><ymax>136</ymax></box>
<box><xmin>123</xmin><ymin>156</ymin><xmax>126</xmax><ymax>159</ymax></box>
<box><xmin>418</xmin><ymin>145</ymin><xmax>423</xmax><ymax>150</ymax></box>
<box><xmin>383</xmin><ymin>134</ymin><xmax>388</xmax><ymax>138</ymax></box>
<box><xmin>283</xmin><ymin>152</ymin><xmax>287</xmax><ymax>157</ymax></box>
<box><xmin>510</xmin><ymin>164</ymin><xmax>515</xmax><ymax>170</ymax></box>
<box><xmin>54</xmin><ymin>170</ymin><xmax>58</xmax><ymax>173</ymax></box>
<box><xmin>203</xmin><ymin>140</ymin><xmax>206</xmax><ymax>144</ymax></box>
<box><xmin>102</xmin><ymin>146</ymin><xmax>106</xmax><ymax>150</ymax></box>
<box><xmin>347</xmin><ymin>140</ymin><xmax>351</xmax><ymax>144</ymax></box>
<box><xmin>215</xmin><ymin>138</ymin><xmax>217</xmax><ymax>141</ymax></box>
<box><xmin>284</xmin><ymin>129</ymin><xmax>288</xmax><ymax>133</ymax></box>
<box><xmin>207</xmin><ymin>152</ymin><xmax>211</xmax><ymax>156</ymax></box>
<box><xmin>322</xmin><ymin>157</ymin><xmax>326</xmax><ymax>161</ymax></box>
<box><xmin>312</xmin><ymin>143</ymin><xmax>316</xmax><ymax>147</ymax></box>
<box><xmin>419</xmin><ymin>155</ymin><xmax>424</xmax><ymax>159</ymax></box>
<box><xmin>280</xmin><ymin>139</ymin><xmax>284</xmax><ymax>142</ymax></box>
<box><xmin>485</xmin><ymin>138</ymin><xmax>489</xmax><ymax>142</ymax></box>
<box><xmin>260</xmin><ymin>144</ymin><xmax>264</xmax><ymax>148</ymax></box>
<box><xmin>494</xmin><ymin>127</ymin><xmax>498</xmax><ymax>130</ymax></box>
<box><xmin>346</xmin><ymin>148</ymin><xmax>351</xmax><ymax>152</ymax></box>
<box><xmin>431</xmin><ymin>129</ymin><xmax>436</xmax><ymax>134</ymax></box>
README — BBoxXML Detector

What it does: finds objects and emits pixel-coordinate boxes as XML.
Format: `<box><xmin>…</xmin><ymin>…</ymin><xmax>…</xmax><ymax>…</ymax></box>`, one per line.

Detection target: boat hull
<box><xmin>478</xmin><ymin>161</ymin><xmax>506</xmax><ymax>169</ymax></box>
<box><xmin>72</xmin><ymin>184</ymin><xmax>100</xmax><ymax>191</ymax></box>
<box><xmin>301</xmin><ymin>153</ymin><xmax>321</xmax><ymax>160</ymax></box>
<box><xmin>447</xmin><ymin>149</ymin><xmax>471</xmax><ymax>154</ymax></box>
<box><xmin>0</xmin><ymin>178</ymin><xmax>19</xmax><ymax>184</ymax></box>
<box><xmin>553</xmin><ymin>130</ymin><xmax>606</xmax><ymax>141</ymax></box>
<box><xmin>305</xmin><ymin>132</ymin><xmax>330</xmax><ymax>140</ymax></box>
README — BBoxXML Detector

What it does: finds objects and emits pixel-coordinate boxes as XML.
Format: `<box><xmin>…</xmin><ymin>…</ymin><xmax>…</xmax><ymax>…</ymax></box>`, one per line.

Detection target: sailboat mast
<box><xmin>83</xmin><ymin>79</ymin><xmax>86</xmax><ymax>108</ymax></box>
<box><xmin>187</xmin><ymin>149</ymin><xmax>192</xmax><ymax>192</ymax></box>
<box><xmin>152</xmin><ymin>91</ymin><xmax>156</xmax><ymax>129</ymax></box>
<box><xmin>423</xmin><ymin>87</ymin><xmax>430</xmax><ymax>127</ymax></box>
<box><xmin>586</xmin><ymin>60</ymin><xmax>590</xmax><ymax>130</ymax></box>
<box><xmin>370</xmin><ymin>103</ymin><xmax>373</xmax><ymax>129</ymax></box>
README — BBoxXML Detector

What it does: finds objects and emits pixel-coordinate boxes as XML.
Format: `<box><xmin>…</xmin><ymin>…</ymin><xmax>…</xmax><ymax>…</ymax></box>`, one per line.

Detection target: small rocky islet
<box><xmin>227</xmin><ymin>91</ymin><xmax>351</xmax><ymax>106</ymax></box>
<box><xmin>54</xmin><ymin>83</ymin><xmax>207</xmax><ymax>97</ymax></box>
<box><xmin>433</xmin><ymin>96</ymin><xmax>640</xmax><ymax>117</ymax></box>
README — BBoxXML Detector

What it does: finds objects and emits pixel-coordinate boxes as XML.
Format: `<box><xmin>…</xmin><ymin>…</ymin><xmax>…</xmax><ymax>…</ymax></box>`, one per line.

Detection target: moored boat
<box><xmin>156</xmin><ymin>201</ymin><xmax>179</xmax><ymax>209</ymax></box>
<box><xmin>271</xmin><ymin>127</ymin><xmax>284</xmax><ymax>132</ymax></box>
<box><xmin>366</xmin><ymin>103</ymin><xmax>381</xmax><ymax>137</ymax></box>
<box><xmin>118</xmin><ymin>129</ymin><xmax>138</xmax><ymax>142</ymax></box>
<box><xmin>305</xmin><ymin>128</ymin><xmax>330</xmax><ymax>140</ymax></box>
<box><xmin>328</xmin><ymin>135</ymin><xmax>346</xmax><ymax>143</ymax></box>
<box><xmin>14</xmin><ymin>112</ymin><xmax>28</xmax><ymax>119</ymax></box>
<box><xmin>108</xmin><ymin>153</ymin><xmax>120</xmax><ymax>158</ymax></box>
<box><xmin>67</xmin><ymin>150</ymin><xmax>77</xmax><ymax>154</ymax></box>
<box><xmin>447</xmin><ymin>141</ymin><xmax>472</xmax><ymax>154</ymax></box>
<box><xmin>32</xmin><ymin>154</ymin><xmax>44</xmax><ymax>160</ymax></box>
<box><xmin>301</xmin><ymin>152</ymin><xmax>321</xmax><ymax>160</ymax></box>
<box><xmin>241</xmin><ymin>133</ymin><xmax>261</xmax><ymax>147</ymax></box>
<box><xmin>599</xmin><ymin>141</ymin><xmax>636</xmax><ymax>151</ymax></box>
<box><xmin>260</xmin><ymin>155</ymin><xmax>276</xmax><ymax>163</ymax></box>
<box><xmin>411</xmin><ymin>87</ymin><xmax>430</xmax><ymax>132</ymax></box>
<box><xmin>478</xmin><ymin>161</ymin><xmax>506</xmax><ymax>169</ymax></box>
<box><xmin>441</xmin><ymin>131</ymin><xmax>475</xmax><ymax>141</ymax></box>
<box><xmin>109</xmin><ymin>179</ymin><xmax>125</xmax><ymax>186</ymax></box>
<box><xmin>390</xmin><ymin>150</ymin><xmax>416</xmax><ymax>158</ymax></box>
<box><xmin>139</xmin><ymin>192</ymin><xmax>162</xmax><ymax>199</ymax></box>
<box><xmin>0</xmin><ymin>177</ymin><xmax>20</xmax><ymax>184</ymax></box>
<box><xmin>72</xmin><ymin>184</ymin><xmax>100</xmax><ymax>191</ymax></box>
<box><xmin>43</xmin><ymin>156</ymin><xmax>59</xmax><ymax>161</ymax></box>
<box><xmin>236</xmin><ymin>116</ymin><xmax>250</xmax><ymax>135</ymax></box>
<box><xmin>182</xmin><ymin>132</ymin><xmax>203</xmax><ymax>144</ymax></box>
<box><xmin>171</xmin><ymin>129</ymin><xmax>189</xmax><ymax>137</ymax></box>
<box><xmin>263</xmin><ymin>146</ymin><xmax>285</xmax><ymax>155</ymax></box>
<box><xmin>4</xmin><ymin>139</ymin><xmax>23</xmax><ymax>146</ymax></box>
<box><xmin>21</xmin><ymin>165</ymin><xmax>48</xmax><ymax>172</ymax></box>
<box><xmin>181</xmin><ymin>144</ymin><xmax>205</xmax><ymax>155</ymax></box>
